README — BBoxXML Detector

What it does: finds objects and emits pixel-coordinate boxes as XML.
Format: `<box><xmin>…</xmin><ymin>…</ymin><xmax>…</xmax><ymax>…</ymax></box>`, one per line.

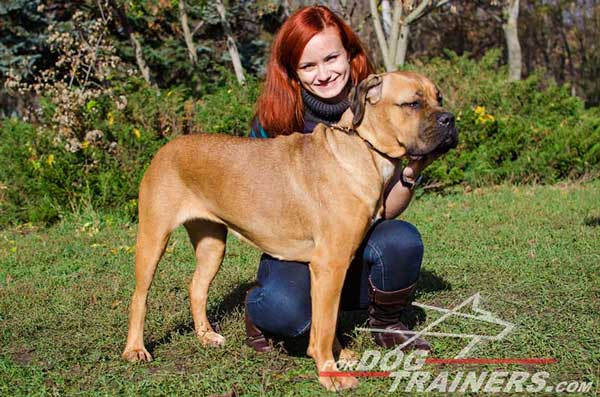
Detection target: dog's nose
<box><xmin>437</xmin><ymin>112</ymin><xmax>455</xmax><ymax>128</ymax></box>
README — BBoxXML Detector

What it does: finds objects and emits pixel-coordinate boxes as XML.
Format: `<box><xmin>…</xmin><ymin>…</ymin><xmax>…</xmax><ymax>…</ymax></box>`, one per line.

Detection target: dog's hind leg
<box><xmin>184</xmin><ymin>219</ymin><xmax>228</xmax><ymax>347</ymax></box>
<box><xmin>122</xmin><ymin>215</ymin><xmax>173</xmax><ymax>362</ymax></box>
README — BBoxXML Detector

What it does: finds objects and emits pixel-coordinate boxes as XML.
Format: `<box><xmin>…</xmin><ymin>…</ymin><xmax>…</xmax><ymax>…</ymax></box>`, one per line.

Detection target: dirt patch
<box><xmin>12</xmin><ymin>347</ymin><xmax>35</xmax><ymax>365</ymax></box>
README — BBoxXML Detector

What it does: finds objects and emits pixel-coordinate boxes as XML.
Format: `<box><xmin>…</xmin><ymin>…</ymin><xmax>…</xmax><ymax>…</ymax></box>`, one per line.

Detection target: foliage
<box><xmin>5</xmin><ymin>8</ymin><xmax>127</xmax><ymax>143</ymax></box>
<box><xmin>1</xmin><ymin>50</ymin><xmax>599</xmax><ymax>226</ymax></box>
<box><xmin>0</xmin><ymin>0</ymin><xmax>51</xmax><ymax>118</ymax></box>
<box><xmin>108</xmin><ymin>0</ymin><xmax>277</xmax><ymax>90</ymax></box>
<box><xmin>410</xmin><ymin>0</ymin><xmax>600</xmax><ymax>106</ymax></box>
<box><xmin>0</xmin><ymin>0</ymin><xmax>49</xmax><ymax>82</ymax></box>
<box><xmin>194</xmin><ymin>73</ymin><xmax>260</xmax><ymax>135</ymax></box>
<box><xmin>0</xmin><ymin>116</ymin><xmax>153</xmax><ymax>225</ymax></box>
<box><xmin>0</xmin><ymin>75</ymin><xmax>259</xmax><ymax>225</ymax></box>
<box><xmin>408</xmin><ymin>50</ymin><xmax>600</xmax><ymax>189</ymax></box>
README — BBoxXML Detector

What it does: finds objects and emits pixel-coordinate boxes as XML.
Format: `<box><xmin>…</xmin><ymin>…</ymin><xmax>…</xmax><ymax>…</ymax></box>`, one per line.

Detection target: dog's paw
<box><xmin>200</xmin><ymin>331</ymin><xmax>225</xmax><ymax>347</ymax></box>
<box><xmin>122</xmin><ymin>347</ymin><xmax>152</xmax><ymax>362</ymax></box>
<box><xmin>319</xmin><ymin>374</ymin><xmax>359</xmax><ymax>391</ymax></box>
<box><xmin>338</xmin><ymin>348</ymin><xmax>359</xmax><ymax>363</ymax></box>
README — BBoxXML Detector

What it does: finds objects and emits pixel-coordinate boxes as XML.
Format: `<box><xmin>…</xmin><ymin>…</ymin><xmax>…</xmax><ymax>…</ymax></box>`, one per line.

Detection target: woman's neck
<box><xmin>301</xmin><ymin>83</ymin><xmax>351</xmax><ymax>124</ymax></box>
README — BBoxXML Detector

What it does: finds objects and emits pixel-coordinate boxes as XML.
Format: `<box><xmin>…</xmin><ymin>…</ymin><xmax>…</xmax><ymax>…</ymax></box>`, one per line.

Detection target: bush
<box><xmin>194</xmin><ymin>73</ymin><xmax>260</xmax><ymax>135</ymax></box>
<box><xmin>409</xmin><ymin>50</ymin><xmax>600</xmax><ymax>188</ymax></box>
<box><xmin>0</xmin><ymin>117</ymin><xmax>152</xmax><ymax>225</ymax></box>
<box><xmin>0</xmin><ymin>75</ymin><xmax>259</xmax><ymax>226</ymax></box>
<box><xmin>2</xmin><ymin>51</ymin><xmax>599</xmax><ymax>226</ymax></box>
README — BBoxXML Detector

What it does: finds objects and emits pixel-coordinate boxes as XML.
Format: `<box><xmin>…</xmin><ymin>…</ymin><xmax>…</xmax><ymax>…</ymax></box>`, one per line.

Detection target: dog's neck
<box><xmin>335</xmin><ymin>111</ymin><xmax>400</xmax><ymax>188</ymax></box>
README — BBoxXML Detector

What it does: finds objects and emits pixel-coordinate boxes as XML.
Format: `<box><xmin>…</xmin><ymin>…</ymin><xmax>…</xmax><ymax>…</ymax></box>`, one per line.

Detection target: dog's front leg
<box><xmin>307</xmin><ymin>249</ymin><xmax>359</xmax><ymax>391</ymax></box>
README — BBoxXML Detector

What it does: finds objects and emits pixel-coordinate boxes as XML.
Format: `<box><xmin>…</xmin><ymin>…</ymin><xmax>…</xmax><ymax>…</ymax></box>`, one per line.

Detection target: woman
<box><xmin>245</xmin><ymin>5</ymin><xmax>431</xmax><ymax>353</ymax></box>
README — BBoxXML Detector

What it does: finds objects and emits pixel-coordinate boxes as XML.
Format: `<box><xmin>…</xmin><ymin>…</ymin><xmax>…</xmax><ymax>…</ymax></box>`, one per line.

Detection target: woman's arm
<box><xmin>249</xmin><ymin>118</ymin><xmax>270</xmax><ymax>139</ymax></box>
<box><xmin>382</xmin><ymin>157</ymin><xmax>434</xmax><ymax>219</ymax></box>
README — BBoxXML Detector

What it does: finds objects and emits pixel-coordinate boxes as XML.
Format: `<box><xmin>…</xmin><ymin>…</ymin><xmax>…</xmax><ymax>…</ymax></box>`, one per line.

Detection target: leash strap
<box><xmin>330</xmin><ymin>124</ymin><xmax>392</xmax><ymax>160</ymax></box>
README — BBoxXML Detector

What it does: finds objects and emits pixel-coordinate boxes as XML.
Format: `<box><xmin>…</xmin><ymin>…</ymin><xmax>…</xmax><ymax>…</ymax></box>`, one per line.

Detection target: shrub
<box><xmin>0</xmin><ymin>117</ymin><xmax>146</xmax><ymax>225</ymax></box>
<box><xmin>194</xmin><ymin>73</ymin><xmax>260</xmax><ymax>135</ymax></box>
<box><xmin>0</xmin><ymin>75</ymin><xmax>260</xmax><ymax>226</ymax></box>
<box><xmin>409</xmin><ymin>50</ymin><xmax>600</xmax><ymax>188</ymax></box>
<box><xmin>2</xmin><ymin>50</ymin><xmax>599</xmax><ymax>226</ymax></box>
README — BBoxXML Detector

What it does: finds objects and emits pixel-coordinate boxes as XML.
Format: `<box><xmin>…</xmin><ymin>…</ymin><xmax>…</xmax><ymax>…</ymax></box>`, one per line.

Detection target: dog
<box><xmin>122</xmin><ymin>71</ymin><xmax>458</xmax><ymax>391</ymax></box>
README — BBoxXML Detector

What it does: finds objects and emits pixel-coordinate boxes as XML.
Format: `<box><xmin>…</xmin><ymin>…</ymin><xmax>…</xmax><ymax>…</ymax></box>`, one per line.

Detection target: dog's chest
<box><xmin>381</xmin><ymin>160</ymin><xmax>396</xmax><ymax>182</ymax></box>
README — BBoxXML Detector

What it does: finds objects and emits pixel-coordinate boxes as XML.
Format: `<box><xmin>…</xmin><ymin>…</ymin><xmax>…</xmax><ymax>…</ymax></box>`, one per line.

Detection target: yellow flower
<box><xmin>108</xmin><ymin>112</ymin><xmax>114</xmax><ymax>126</ymax></box>
<box><xmin>483</xmin><ymin>114</ymin><xmax>495</xmax><ymax>123</ymax></box>
<box><xmin>132</xmin><ymin>128</ymin><xmax>141</xmax><ymax>140</ymax></box>
<box><xmin>81</xmin><ymin>140</ymin><xmax>90</xmax><ymax>149</ymax></box>
<box><xmin>474</xmin><ymin>106</ymin><xmax>495</xmax><ymax>124</ymax></box>
<box><xmin>46</xmin><ymin>154</ymin><xmax>55</xmax><ymax>166</ymax></box>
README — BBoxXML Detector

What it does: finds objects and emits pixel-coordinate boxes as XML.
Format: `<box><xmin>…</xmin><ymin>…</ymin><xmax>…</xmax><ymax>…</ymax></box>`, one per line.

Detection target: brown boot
<box><xmin>245</xmin><ymin>287</ymin><xmax>273</xmax><ymax>353</ymax></box>
<box><xmin>367</xmin><ymin>279</ymin><xmax>431</xmax><ymax>351</ymax></box>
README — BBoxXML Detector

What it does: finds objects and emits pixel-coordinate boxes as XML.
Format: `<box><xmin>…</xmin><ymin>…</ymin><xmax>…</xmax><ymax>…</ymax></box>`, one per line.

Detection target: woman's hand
<box><xmin>402</xmin><ymin>154</ymin><xmax>436</xmax><ymax>185</ymax></box>
<box><xmin>382</xmin><ymin>154</ymin><xmax>437</xmax><ymax>219</ymax></box>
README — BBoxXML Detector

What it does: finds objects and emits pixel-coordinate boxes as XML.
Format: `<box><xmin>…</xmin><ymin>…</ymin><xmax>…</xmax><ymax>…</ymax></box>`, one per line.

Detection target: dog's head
<box><xmin>349</xmin><ymin>71</ymin><xmax>458</xmax><ymax>159</ymax></box>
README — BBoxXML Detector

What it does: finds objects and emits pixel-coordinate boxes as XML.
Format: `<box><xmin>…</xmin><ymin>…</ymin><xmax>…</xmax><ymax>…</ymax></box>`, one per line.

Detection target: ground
<box><xmin>1</xmin><ymin>181</ymin><xmax>598</xmax><ymax>396</ymax></box>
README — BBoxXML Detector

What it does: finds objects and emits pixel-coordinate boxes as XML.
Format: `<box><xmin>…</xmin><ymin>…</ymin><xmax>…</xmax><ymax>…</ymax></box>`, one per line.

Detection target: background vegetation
<box><xmin>1</xmin><ymin>0</ymin><xmax>599</xmax><ymax>225</ymax></box>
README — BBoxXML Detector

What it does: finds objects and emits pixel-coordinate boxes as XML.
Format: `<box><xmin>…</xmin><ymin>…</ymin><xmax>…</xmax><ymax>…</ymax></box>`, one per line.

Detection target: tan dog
<box><xmin>122</xmin><ymin>71</ymin><xmax>458</xmax><ymax>391</ymax></box>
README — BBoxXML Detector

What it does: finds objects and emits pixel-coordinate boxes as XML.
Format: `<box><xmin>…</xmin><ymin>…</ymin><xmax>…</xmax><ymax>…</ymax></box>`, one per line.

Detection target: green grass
<box><xmin>1</xmin><ymin>181</ymin><xmax>599</xmax><ymax>396</ymax></box>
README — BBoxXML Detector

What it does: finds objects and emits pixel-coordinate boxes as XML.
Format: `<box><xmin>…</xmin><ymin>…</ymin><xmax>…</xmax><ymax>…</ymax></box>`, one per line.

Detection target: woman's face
<box><xmin>296</xmin><ymin>26</ymin><xmax>351</xmax><ymax>100</ymax></box>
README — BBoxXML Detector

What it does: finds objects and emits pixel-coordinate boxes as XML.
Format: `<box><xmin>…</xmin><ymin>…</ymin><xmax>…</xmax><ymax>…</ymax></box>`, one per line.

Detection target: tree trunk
<box><xmin>370</xmin><ymin>0</ymin><xmax>452</xmax><ymax>72</ymax></box>
<box><xmin>214</xmin><ymin>0</ymin><xmax>246</xmax><ymax>85</ymax></box>
<box><xmin>503</xmin><ymin>0</ymin><xmax>522</xmax><ymax>81</ymax></box>
<box><xmin>130</xmin><ymin>33</ymin><xmax>151</xmax><ymax>84</ymax></box>
<box><xmin>108</xmin><ymin>0</ymin><xmax>152</xmax><ymax>84</ymax></box>
<box><xmin>395</xmin><ymin>23</ymin><xmax>410</xmax><ymax>67</ymax></box>
<box><xmin>281</xmin><ymin>0</ymin><xmax>291</xmax><ymax>17</ymax></box>
<box><xmin>179</xmin><ymin>0</ymin><xmax>197</xmax><ymax>65</ymax></box>
<box><xmin>381</xmin><ymin>0</ymin><xmax>392</xmax><ymax>37</ymax></box>
<box><xmin>370</xmin><ymin>0</ymin><xmax>392</xmax><ymax>71</ymax></box>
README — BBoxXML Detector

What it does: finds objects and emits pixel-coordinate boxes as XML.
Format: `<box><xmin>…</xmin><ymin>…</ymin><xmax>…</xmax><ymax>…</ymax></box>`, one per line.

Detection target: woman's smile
<box><xmin>296</xmin><ymin>26</ymin><xmax>351</xmax><ymax>100</ymax></box>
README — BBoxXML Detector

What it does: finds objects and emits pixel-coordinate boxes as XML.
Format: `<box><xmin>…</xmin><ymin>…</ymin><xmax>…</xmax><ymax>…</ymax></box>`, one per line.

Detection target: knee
<box><xmin>370</xmin><ymin>220</ymin><xmax>423</xmax><ymax>258</ymax></box>
<box><xmin>247</xmin><ymin>279</ymin><xmax>311</xmax><ymax>337</ymax></box>
<box><xmin>365</xmin><ymin>220</ymin><xmax>424</xmax><ymax>289</ymax></box>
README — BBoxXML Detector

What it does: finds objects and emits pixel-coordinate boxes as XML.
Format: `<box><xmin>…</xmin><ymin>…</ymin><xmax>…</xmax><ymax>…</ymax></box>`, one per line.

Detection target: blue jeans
<box><xmin>246</xmin><ymin>219</ymin><xmax>424</xmax><ymax>337</ymax></box>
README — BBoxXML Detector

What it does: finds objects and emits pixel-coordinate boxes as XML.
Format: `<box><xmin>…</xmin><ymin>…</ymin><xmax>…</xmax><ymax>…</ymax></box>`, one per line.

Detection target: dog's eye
<box><xmin>402</xmin><ymin>101</ymin><xmax>420</xmax><ymax>110</ymax></box>
<box><xmin>437</xmin><ymin>96</ymin><xmax>444</xmax><ymax>106</ymax></box>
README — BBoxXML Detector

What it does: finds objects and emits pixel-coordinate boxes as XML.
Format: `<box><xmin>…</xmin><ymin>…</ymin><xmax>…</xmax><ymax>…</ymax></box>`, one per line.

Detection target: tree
<box><xmin>214</xmin><ymin>0</ymin><xmax>245</xmax><ymax>85</ymax></box>
<box><xmin>502</xmin><ymin>0</ymin><xmax>522</xmax><ymax>81</ymax></box>
<box><xmin>179</xmin><ymin>0</ymin><xmax>198</xmax><ymax>65</ymax></box>
<box><xmin>108</xmin><ymin>0</ymin><xmax>151</xmax><ymax>84</ymax></box>
<box><xmin>0</xmin><ymin>0</ymin><xmax>52</xmax><ymax>117</ymax></box>
<box><xmin>370</xmin><ymin>0</ymin><xmax>452</xmax><ymax>71</ymax></box>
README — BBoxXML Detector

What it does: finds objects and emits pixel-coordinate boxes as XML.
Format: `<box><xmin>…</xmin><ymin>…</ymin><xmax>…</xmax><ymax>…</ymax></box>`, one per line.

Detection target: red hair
<box><xmin>255</xmin><ymin>5</ymin><xmax>374</xmax><ymax>136</ymax></box>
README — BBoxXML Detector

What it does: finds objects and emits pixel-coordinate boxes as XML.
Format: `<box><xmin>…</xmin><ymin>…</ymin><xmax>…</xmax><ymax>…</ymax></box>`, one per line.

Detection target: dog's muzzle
<box><xmin>406</xmin><ymin>111</ymin><xmax>459</xmax><ymax>160</ymax></box>
<box><xmin>435</xmin><ymin>111</ymin><xmax>459</xmax><ymax>154</ymax></box>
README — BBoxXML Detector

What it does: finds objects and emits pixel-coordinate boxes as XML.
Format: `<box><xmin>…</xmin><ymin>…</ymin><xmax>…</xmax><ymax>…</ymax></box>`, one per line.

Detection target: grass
<box><xmin>1</xmin><ymin>181</ymin><xmax>599</xmax><ymax>396</ymax></box>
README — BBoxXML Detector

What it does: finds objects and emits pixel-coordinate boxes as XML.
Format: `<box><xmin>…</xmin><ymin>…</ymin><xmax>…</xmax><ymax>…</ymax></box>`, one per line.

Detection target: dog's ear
<box><xmin>350</xmin><ymin>74</ymin><xmax>383</xmax><ymax>126</ymax></box>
